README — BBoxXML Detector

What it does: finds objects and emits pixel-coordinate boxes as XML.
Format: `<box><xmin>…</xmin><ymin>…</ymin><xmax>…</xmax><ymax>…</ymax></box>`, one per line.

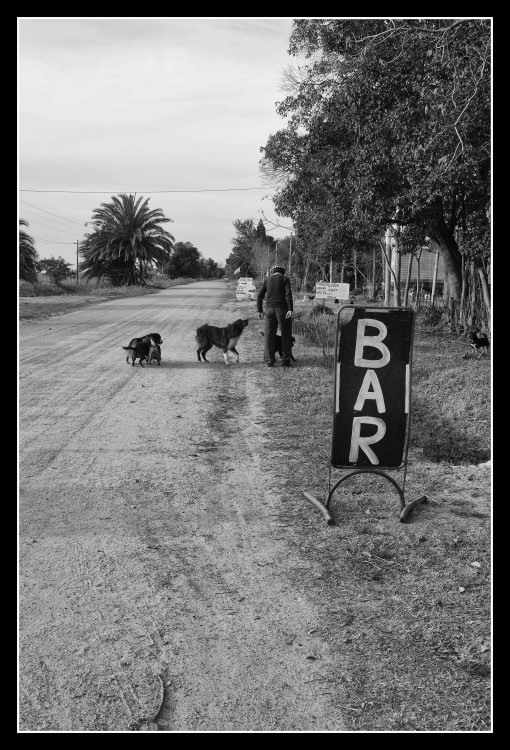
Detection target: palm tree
<box><xmin>80</xmin><ymin>194</ymin><xmax>175</xmax><ymax>286</ymax></box>
<box><xmin>19</xmin><ymin>219</ymin><xmax>40</xmax><ymax>282</ymax></box>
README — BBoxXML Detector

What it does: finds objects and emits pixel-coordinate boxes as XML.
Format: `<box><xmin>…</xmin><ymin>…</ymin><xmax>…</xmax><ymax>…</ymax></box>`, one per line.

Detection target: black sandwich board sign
<box><xmin>303</xmin><ymin>304</ymin><xmax>428</xmax><ymax>524</ymax></box>
<box><xmin>331</xmin><ymin>305</ymin><xmax>415</xmax><ymax>469</ymax></box>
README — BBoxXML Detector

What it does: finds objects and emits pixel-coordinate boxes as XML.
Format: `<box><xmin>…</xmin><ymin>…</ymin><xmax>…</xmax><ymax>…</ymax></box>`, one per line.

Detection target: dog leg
<box><xmin>230</xmin><ymin>346</ymin><xmax>240</xmax><ymax>363</ymax></box>
<box><xmin>223</xmin><ymin>350</ymin><xmax>230</xmax><ymax>365</ymax></box>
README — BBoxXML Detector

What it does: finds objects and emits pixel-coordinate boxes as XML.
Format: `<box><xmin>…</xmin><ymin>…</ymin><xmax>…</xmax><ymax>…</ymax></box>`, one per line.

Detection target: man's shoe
<box><xmin>281</xmin><ymin>359</ymin><xmax>291</xmax><ymax>367</ymax></box>
<box><xmin>267</xmin><ymin>361</ymin><xmax>275</xmax><ymax>367</ymax></box>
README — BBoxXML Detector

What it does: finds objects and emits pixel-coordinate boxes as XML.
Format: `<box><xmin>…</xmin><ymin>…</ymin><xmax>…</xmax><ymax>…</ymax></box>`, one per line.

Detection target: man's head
<box><xmin>271</xmin><ymin>265</ymin><xmax>286</xmax><ymax>275</ymax></box>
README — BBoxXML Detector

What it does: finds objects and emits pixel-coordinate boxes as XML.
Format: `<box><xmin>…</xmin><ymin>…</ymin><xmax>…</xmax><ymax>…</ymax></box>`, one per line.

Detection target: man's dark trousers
<box><xmin>265</xmin><ymin>307</ymin><xmax>293</xmax><ymax>364</ymax></box>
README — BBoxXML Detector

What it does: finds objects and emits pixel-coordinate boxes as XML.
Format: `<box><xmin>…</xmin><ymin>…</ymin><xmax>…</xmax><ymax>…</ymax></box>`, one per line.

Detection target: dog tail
<box><xmin>195</xmin><ymin>325</ymin><xmax>207</xmax><ymax>345</ymax></box>
<box><xmin>123</xmin><ymin>346</ymin><xmax>135</xmax><ymax>351</ymax></box>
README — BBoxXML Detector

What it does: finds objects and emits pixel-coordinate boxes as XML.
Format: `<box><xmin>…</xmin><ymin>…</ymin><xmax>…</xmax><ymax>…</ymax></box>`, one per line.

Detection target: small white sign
<box><xmin>237</xmin><ymin>277</ymin><xmax>253</xmax><ymax>287</ymax></box>
<box><xmin>236</xmin><ymin>276</ymin><xmax>256</xmax><ymax>301</ymax></box>
<box><xmin>315</xmin><ymin>282</ymin><xmax>350</xmax><ymax>300</ymax></box>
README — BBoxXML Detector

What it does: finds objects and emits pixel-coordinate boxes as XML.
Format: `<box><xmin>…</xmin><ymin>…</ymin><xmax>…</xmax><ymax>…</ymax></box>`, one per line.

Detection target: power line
<box><xmin>21</xmin><ymin>209</ymin><xmax>84</xmax><ymax>232</ymax></box>
<box><xmin>19</xmin><ymin>199</ymin><xmax>85</xmax><ymax>227</ymax></box>
<box><xmin>21</xmin><ymin>218</ymin><xmax>82</xmax><ymax>237</ymax></box>
<box><xmin>20</xmin><ymin>186</ymin><xmax>274</xmax><ymax>194</ymax></box>
<box><xmin>31</xmin><ymin>237</ymin><xmax>77</xmax><ymax>244</ymax></box>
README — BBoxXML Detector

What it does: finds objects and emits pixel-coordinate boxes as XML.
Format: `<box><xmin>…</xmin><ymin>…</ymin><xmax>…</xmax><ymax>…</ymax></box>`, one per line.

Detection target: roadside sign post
<box><xmin>236</xmin><ymin>277</ymin><xmax>256</xmax><ymax>301</ymax></box>
<box><xmin>315</xmin><ymin>282</ymin><xmax>350</xmax><ymax>301</ymax></box>
<box><xmin>303</xmin><ymin>305</ymin><xmax>427</xmax><ymax>523</ymax></box>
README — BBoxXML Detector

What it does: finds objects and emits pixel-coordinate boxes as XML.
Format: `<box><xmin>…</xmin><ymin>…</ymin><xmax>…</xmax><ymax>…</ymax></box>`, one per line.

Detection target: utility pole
<box><xmin>384</xmin><ymin>226</ymin><xmax>392</xmax><ymax>306</ymax></box>
<box><xmin>288</xmin><ymin>233</ymin><xmax>292</xmax><ymax>279</ymax></box>
<box><xmin>76</xmin><ymin>240</ymin><xmax>79</xmax><ymax>286</ymax></box>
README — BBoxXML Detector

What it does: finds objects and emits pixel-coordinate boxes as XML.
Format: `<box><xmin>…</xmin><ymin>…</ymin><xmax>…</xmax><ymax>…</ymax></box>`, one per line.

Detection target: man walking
<box><xmin>257</xmin><ymin>265</ymin><xmax>294</xmax><ymax>367</ymax></box>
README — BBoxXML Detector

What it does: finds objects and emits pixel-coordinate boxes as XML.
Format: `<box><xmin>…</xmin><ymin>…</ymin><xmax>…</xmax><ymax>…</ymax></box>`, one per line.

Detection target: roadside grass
<box><xmin>257</xmin><ymin>307</ymin><xmax>491</xmax><ymax>731</ymax></box>
<box><xmin>18</xmin><ymin>277</ymin><xmax>199</xmax><ymax>322</ymax></box>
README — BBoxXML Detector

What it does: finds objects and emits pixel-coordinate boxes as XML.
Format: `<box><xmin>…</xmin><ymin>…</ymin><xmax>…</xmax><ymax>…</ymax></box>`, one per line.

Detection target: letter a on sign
<box><xmin>331</xmin><ymin>306</ymin><xmax>415</xmax><ymax>469</ymax></box>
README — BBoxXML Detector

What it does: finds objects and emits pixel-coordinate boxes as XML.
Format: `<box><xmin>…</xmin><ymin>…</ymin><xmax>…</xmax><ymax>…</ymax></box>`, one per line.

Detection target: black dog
<box><xmin>196</xmin><ymin>318</ymin><xmax>249</xmax><ymax>365</ymax></box>
<box><xmin>124</xmin><ymin>333</ymin><xmax>163</xmax><ymax>366</ymax></box>
<box><xmin>123</xmin><ymin>334</ymin><xmax>161</xmax><ymax>367</ymax></box>
<box><xmin>147</xmin><ymin>344</ymin><xmax>162</xmax><ymax>365</ymax></box>
<box><xmin>469</xmin><ymin>331</ymin><xmax>490</xmax><ymax>357</ymax></box>
<box><xmin>260</xmin><ymin>330</ymin><xmax>296</xmax><ymax>361</ymax></box>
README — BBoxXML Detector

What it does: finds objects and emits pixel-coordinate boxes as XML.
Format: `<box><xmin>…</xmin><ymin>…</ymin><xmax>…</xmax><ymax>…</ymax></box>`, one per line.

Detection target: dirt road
<box><xmin>19</xmin><ymin>280</ymin><xmax>346</xmax><ymax>732</ymax></box>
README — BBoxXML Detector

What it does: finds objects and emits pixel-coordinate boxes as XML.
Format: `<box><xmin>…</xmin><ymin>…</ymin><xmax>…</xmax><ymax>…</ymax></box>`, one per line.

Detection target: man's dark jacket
<box><xmin>256</xmin><ymin>273</ymin><xmax>293</xmax><ymax>313</ymax></box>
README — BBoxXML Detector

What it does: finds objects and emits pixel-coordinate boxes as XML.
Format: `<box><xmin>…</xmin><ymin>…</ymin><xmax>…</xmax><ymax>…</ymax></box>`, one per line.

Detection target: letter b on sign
<box><xmin>354</xmin><ymin>319</ymin><xmax>391</xmax><ymax>368</ymax></box>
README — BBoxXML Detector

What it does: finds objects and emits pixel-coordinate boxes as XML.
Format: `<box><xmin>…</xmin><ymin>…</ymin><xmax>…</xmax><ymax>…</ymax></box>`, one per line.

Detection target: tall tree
<box><xmin>80</xmin><ymin>194</ymin><xmax>175</xmax><ymax>286</ymax></box>
<box><xmin>166</xmin><ymin>241</ymin><xmax>201</xmax><ymax>278</ymax></box>
<box><xmin>256</xmin><ymin>218</ymin><xmax>267</xmax><ymax>242</ymax></box>
<box><xmin>19</xmin><ymin>219</ymin><xmax>40</xmax><ymax>283</ymax></box>
<box><xmin>225</xmin><ymin>219</ymin><xmax>258</xmax><ymax>277</ymax></box>
<box><xmin>39</xmin><ymin>256</ymin><xmax>73</xmax><ymax>286</ymax></box>
<box><xmin>261</xmin><ymin>19</ymin><xmax>490</xmax><ymax>323</ymax></box>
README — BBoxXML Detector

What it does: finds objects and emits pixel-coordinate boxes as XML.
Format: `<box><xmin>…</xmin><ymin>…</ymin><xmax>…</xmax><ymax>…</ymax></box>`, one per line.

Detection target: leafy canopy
<box><xmin>39</xmin><ymin>256</ymin><xmax>73</xmax><ymax>286</ymax></box>
<box><xmin>261</xmin><ymin>19</ymin><xmax>491</xmax><ymax>265</ymax></box>
<box><xmin>80</xmin><ymin>194</ymin><xmax>175</xmax><ymax>285</ymax></box>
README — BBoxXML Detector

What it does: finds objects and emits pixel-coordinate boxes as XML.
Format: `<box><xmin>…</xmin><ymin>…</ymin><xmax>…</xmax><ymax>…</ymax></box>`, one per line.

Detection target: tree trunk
<box><xmin>353</xmin><ymin>247</ymin><xmax>358</xmax><ymax>290</ymax></box>
<box><xmin>384</xmin><ymin>226</ymin><xmax>392</xmax><ymax>306</ymax></box>
<box><xmin>340</xmin><ymin>256</ymin><xmax>345</xmax><ymax>283</ymax></box>
<box><xmin>415</xmin><ymin>251</ymin><xmax>421</xmax><ymax>310</ymax></box>
<box><xmin>303</xmin><ymin>256</ymin><xmax>310</xmax><ymax>292</ymax></box>
<box><xmin>392</xmin><ymin>226</ymin><xmax>401</xmax><ymax>307</ymax></box>
<box><xmin>467</xmin><ymin>261</ymin><xmax>476</xmax><ymax>330</ymax></box>
<box><xmin>404</xmin><ymin>253</ymin><xmax>413</xmax><ymax>307</ymax></box>
<box><xmin>476</xmin><ymin>261</ymin><xmax>491</xmax><ymax>329</ymax></box>
<box><xmin>431</xmin><ymin>250</ymin><xmax>439</xmax><ymax>305</ymax></box>
<box><xmin>424</xmin><ymin>199</ymin><xmax>463</xmax><ymax>302</ymax></box>
<box><xmin>371</xmin><ymin>245</ymin><xmax>376</xmax><ymax>299</ymax></box>
<box><xmin>459</xmin><ymin>254</ymin><xmax>469</xmax><ymax>330</ymax></box>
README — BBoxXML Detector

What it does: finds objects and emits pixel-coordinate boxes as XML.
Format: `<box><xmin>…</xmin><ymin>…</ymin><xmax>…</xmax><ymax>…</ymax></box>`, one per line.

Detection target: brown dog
<box><xmin>196</xmin><ymin>318</ymin><xmax>249</xmax><ymax>365</ymax></box>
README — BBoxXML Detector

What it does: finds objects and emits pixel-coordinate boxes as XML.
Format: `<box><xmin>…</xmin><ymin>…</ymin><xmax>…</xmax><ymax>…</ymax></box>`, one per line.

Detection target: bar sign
<box><xmin>331</xmin><ymin>307</ymin><xmax>415</xmax><ymax>469</ymax></box>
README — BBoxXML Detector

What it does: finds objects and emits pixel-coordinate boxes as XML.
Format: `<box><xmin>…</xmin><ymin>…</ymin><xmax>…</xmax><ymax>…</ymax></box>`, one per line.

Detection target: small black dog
<box><xmin>260</xmin><ymin>331</ymin><xmax>296</xmax><ymax>361</ymax></box>
<box><xmin>147</xmin><ymin>344</ymin><xmax>162</xmax><ymax>365</ymax></box>
<box><xmin>123</xmin><ymin>334</ymin><xmax>161</xmax><ymax>367</ymax></box>
<box><xmin>124</xmin><ymin>333</ymin><xmax>163</xmax><ymax>366</ymax></box>
<box><xmin>469</xmin><ymin>331</ymin><xmax>490</xmax><ymax>357</ymax></box>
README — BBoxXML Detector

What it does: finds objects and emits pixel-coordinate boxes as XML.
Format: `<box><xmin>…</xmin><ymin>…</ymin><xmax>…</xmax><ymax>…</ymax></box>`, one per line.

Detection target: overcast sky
<box><xmin>18</xmin><ymin>17</ymin><xmax>299</xmax><ymax>268</ymax></box>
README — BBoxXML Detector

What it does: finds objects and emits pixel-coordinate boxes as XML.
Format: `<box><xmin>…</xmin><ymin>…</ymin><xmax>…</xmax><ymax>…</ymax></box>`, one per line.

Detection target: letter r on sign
<box><xmin>349</xmin><ymin>417</ymin><xmax>387</xmax><ymax>465</ymax></box>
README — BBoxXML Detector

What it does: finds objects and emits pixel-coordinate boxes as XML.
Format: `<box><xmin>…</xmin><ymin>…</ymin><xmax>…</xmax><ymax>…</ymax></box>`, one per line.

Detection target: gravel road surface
<box><xmin>19</xmin><ymin>280</ymin><xmax>346</xmax><ymax>732</ymax></box>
